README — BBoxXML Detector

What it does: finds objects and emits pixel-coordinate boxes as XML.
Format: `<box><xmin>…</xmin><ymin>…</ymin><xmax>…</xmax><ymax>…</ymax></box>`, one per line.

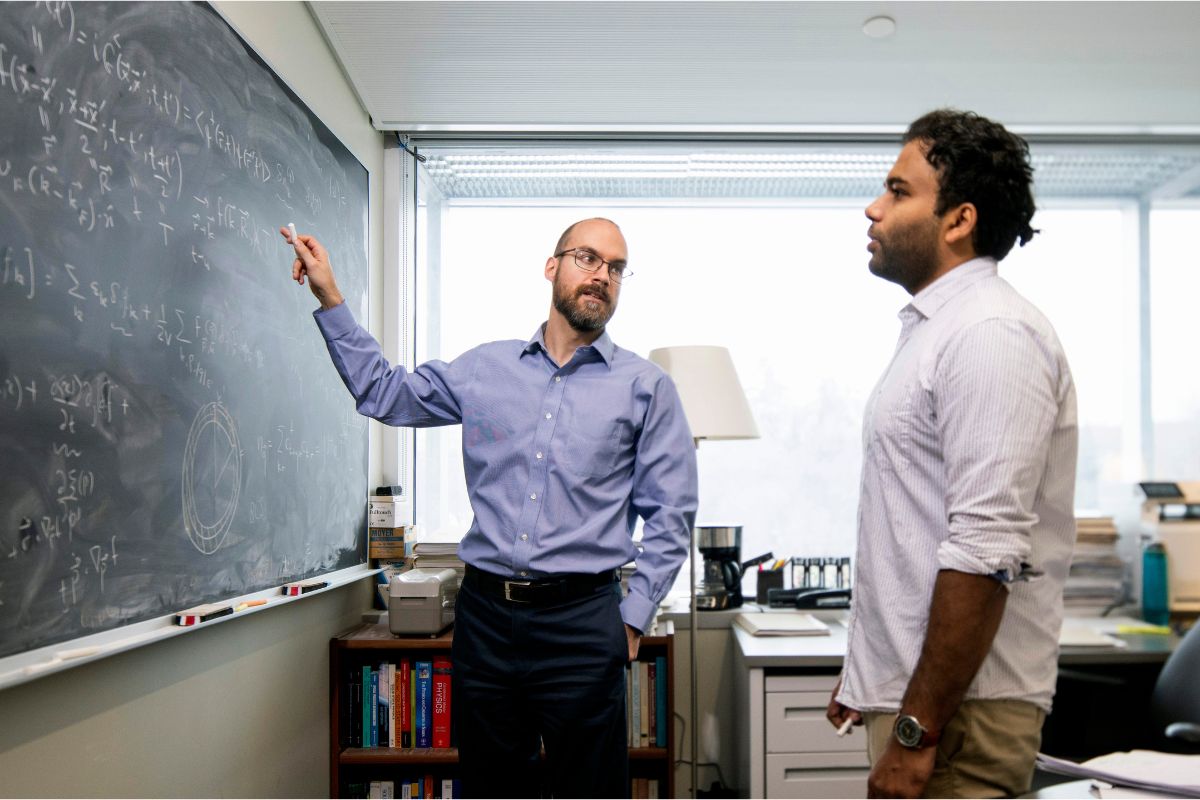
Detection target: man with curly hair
<box><xmin>826</xmin><ymin>109</ymin><xmax>1078</xmax><ymax>798</ymax></box>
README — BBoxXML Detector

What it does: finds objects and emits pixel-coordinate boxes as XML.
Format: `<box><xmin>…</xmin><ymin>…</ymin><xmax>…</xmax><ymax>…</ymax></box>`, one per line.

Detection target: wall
<box><xmin>0</xmin><ymin>2</ymin><xmax>385</xmax><ymax>795</ymax></box>
<box><xmin>670</xmin><ymin>617</ymin><xmax>742</xmax><ymax>796</ymax></box>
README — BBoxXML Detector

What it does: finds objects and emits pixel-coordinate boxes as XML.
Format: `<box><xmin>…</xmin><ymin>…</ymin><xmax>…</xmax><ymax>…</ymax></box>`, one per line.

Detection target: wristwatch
<box><xmin>893</xmin><ymin>714</ymin><xmax>940</xmax><ymax>750</ymax></box>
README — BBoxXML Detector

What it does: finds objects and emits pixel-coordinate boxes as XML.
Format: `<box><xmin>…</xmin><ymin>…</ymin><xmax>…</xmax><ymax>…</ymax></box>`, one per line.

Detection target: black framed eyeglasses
<box><xmin>554</xmin><ymin>248</ymin><xmax>633</xmax><ymax>284</ymax></box>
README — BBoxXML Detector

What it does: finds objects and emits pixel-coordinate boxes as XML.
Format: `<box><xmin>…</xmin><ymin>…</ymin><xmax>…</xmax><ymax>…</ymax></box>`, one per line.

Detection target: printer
<box><xmin>1139</xmin><ymin>481</ymin><xmax>1200</xmax><ymax>612</ymax></box>
<box><xmin>389</xmin><ymin>568</ymin><xmax>459</xmax><ymax>636</ymax></box>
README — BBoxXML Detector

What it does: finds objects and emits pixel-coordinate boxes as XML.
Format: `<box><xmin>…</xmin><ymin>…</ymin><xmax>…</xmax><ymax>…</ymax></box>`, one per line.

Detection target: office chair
<box><xmin>1149</xmin><ymin>622</ymin><xmax>1200</xmax><ymax>752</ymax></box>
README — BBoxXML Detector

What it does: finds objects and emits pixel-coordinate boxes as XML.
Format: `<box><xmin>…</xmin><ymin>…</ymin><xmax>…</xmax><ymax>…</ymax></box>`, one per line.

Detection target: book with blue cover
<box><xmin>362</xmin><ymin>665</ymin><xmax>372</xmax><ymax>747</ymax></box>
<box><xmin>379</xmin><ymin>662</ymin><xmax>391</xmax><ymax>747</ymax></box>
<box><xmin>370</xmin><ymin>667</ymin><xmax>379</xmax><ymax>746</ymax></box>
<box><xmin>414</xmin><ymin>660</ymin><xmax>432</xmax><ymax>748</ymax></box>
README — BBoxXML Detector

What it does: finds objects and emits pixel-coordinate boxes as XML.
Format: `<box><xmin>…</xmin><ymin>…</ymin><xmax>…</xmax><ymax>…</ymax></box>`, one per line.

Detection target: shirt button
<box><xmin>544</xmin><ymin>412</ymin><xmax>552</xmax><ymax>420</ymax></box>
<box><xmin>555</xmin><ymin>376</ymin><xmax>562</xmax><ymax>382</ymax></box>
<box><xmin>536</xmin><ymin>452</ymin><xmax>543</xmax><ymax>459</ymax></box>
<box><xmin>520</xmin><ymin>534</ymin><xmax>528</xmax><ymax>542</ymax></box>
<box><xmin>530</xmin><ymin>493</ymin><xmax>537</xmax><ymax>500</ymax></box>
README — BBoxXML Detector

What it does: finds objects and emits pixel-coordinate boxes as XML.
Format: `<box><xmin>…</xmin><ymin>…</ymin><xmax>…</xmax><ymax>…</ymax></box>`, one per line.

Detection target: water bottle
<box><xmin>1142</xmin><ymin>541</ymin><xmax>1169</xmax><ymax>625</ymax></box>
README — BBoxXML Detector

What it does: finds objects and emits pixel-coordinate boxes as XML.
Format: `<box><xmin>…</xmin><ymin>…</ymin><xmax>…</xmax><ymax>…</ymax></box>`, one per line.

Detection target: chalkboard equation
<box><xmin>0</xmin><ymin>1</ymin><xmax>370</xmax><ymax>659</ymax></box>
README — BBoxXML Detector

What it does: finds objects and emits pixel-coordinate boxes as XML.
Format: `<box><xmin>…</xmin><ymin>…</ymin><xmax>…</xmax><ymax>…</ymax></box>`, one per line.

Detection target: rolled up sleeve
<box><xmin>933</xmin><ymin>319</ymin><xmax>1062</xmax><ymax>584</ymax></box>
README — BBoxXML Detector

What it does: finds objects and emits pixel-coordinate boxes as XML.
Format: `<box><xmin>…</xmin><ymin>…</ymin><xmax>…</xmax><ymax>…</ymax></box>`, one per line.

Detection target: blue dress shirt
<box><xmin>314</xmin><ymin>302</ymin><xmax>698</xmax><ymax>633</ymax></box>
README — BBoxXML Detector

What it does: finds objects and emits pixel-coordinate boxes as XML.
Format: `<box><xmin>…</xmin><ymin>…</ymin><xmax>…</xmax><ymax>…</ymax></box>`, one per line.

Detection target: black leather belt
<box><xmin>464</xmin><ymin>565</ymin><xmax>617</xmax><ymax>606</ymax></box>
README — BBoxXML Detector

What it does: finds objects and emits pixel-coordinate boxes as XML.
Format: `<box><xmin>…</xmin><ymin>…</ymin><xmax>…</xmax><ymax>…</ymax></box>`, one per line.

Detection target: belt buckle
<box><xmin>504</xmin><ymin>580</ymin><xmax>532</xmax><ymax>603</ymax></box>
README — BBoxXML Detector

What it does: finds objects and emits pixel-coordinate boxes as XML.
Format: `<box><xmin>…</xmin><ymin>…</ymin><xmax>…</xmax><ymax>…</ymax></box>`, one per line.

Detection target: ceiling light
<box><xmin>862</xmin><ymin>15</ymin><xmax>896</xmax><ymax>39</ymax></box>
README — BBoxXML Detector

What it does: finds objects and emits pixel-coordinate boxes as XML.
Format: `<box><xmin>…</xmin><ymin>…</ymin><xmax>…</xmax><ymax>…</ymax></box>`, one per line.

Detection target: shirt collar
<box><xmin>907</xmin><ymin>256</ymin><xmax>998</xmax><ymax>320</ymax></box>
<box><xmin>522</xmin><ymin>323</ymin><xmax>615</xmax><ymax>368</ymax></box>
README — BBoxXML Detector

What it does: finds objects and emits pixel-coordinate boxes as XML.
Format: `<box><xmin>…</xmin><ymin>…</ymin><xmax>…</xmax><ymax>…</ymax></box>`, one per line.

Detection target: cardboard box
<box><xmin>368</xmin><ymin>497</ymin><xmax>403</xmax><ymax>528</ymax></box>
<box><xmin>369</xmin><ymin>526</ymin><xmax>411</xmax><ymax>560</ymax></box>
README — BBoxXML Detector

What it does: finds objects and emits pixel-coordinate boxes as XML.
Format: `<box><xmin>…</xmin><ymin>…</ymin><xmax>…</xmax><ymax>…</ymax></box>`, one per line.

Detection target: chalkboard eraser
<box><xmin>175</xmin><ymin>603</ymin><xmax>233</xmax><ymax>626</ymax></box>
<box><xmin>282</xmin><ymin>580</ymin><xmax>329</xmax><ymax>596</ymax></box>
<box><xmin>372</xmin><ymin>485</ymin><xmax>403</xmax><ymax>497</ymax></box>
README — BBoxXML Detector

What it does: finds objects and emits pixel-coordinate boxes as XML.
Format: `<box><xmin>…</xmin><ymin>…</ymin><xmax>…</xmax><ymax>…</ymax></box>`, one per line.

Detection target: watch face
<box><xmin>895</xmin><ymin>715</ymin><xmax>924</xmax><ymax>748</ymax></box>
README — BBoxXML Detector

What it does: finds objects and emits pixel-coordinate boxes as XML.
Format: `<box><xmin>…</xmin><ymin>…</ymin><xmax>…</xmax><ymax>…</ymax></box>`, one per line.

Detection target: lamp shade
<box><xmin>648</xmin><ymin>345</ymin><xmax>759</xmax><ymax>441</ymax></box>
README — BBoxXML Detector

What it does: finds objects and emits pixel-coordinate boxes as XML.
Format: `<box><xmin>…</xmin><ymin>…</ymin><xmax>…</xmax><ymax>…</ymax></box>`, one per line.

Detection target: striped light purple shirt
<box><xmin>838</xmin><ymin>257</ymin><xmax>1078</xmax><ymax>713</ymax></box>
<box><xmin>314</xmin><ymin>302</ymin><xmax>698</xmax><ymax>633</ymax></box>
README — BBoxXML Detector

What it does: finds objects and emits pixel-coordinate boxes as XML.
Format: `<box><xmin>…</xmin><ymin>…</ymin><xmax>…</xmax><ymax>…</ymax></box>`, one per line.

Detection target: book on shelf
<box><xmin>378</xmin><ymin>663</ymin><xmax>392</xmax><ymax>747</ymax></box>
<box><xmin>370</xmin><ymin>667</ymin><xmax>379</xmax><ymax>746</ymax></box>
<box><xmin>432</xmin><ymin>657</ymin><xmax>453</xmax><ymax>748</ymax></box>
<box><xmin>654</xmin><ymin>655</ymin><xmax>667</xmax><ymax>747</ymax></box>
<box><xmin>415</xmin><ymin>660</ymin><xmax>433</xmax><ymax>748</ymax></box>
<box><xmin>631</xmin><ymin>777</ymin><xmax>660</xmax><ymax>799</ymax></box>
<box><xmin>398</xmin><ymin>659</ymin><xmax>411</xmax><ymax>747</ymax></box>
<box><xmin>629</xmin><ymin>660</ymin><xmax>640</xmax><ymax>744</ymax></box>
<box><xmin>646</xmin><ymin>660</ymin><xmax>656</xmax><ymax>746</ymax></box>
<box><xmin>639</xmin><ymin>661</ymin><xmax>650</xmax><ymax>746</ymax></box>
<box><xmin>362</xmin><ymin>665</ymin><xmax>372</xmax><ymax>747</ymax></box>
<box><xmin>349</xmin><ymin>668</ymin><xmax>363</xmax><ymax>747</ymax></box>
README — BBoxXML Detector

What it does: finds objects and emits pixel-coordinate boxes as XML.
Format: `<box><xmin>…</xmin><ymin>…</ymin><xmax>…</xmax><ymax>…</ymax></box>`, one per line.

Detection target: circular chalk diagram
<box><xmin>182</xmin><ymin>401</ymin><xmax>243</xmax><ymax>554</ymax></box>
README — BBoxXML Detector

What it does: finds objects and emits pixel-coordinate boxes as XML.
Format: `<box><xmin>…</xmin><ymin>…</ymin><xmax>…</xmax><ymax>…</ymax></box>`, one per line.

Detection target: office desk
<box><xmin>733</xmin><ymin>615</ymin><xmax>1177</xmax><ymax>798</ymax></box>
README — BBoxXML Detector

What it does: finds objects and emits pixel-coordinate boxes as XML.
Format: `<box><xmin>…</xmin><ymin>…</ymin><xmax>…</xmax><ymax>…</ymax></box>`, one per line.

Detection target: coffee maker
<box><xmin>694</xmin><ymin>526</ymin><xmax>772</xmax><ymax>610</ymax></box>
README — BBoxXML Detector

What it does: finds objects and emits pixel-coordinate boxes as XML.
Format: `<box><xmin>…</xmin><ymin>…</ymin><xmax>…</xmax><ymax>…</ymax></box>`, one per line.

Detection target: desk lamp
<box><xmin>648</xmin><ymin>345</ymin><xmax>759</xmax><ymax>798</ymax></box>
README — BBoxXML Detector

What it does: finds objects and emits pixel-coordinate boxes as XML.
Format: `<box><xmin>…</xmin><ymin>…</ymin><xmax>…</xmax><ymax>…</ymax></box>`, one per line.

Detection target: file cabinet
<box><xmin>763</xmin><ymin>674</ymin><xmax>868</xmax><ymax>798</ymax></box>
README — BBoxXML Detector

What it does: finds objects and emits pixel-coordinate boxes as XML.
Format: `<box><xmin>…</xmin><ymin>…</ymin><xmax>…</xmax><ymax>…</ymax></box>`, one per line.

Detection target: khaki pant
<box><xmin>865</xmin><ymin>700</ymin><xmax>1046</xmax><ymax>799</ymax></box>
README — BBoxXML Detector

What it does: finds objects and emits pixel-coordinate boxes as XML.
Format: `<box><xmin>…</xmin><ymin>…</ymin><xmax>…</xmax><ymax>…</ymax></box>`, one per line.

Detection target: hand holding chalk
<box><xmin>278</xmin><ymin>227</ymin><xmax>345</xmax><ymax>310</ymax></box>
<box><xmin>836</xmin><ymin>718</ymin><xmax>854</xmax><ymax>737</ymax></box>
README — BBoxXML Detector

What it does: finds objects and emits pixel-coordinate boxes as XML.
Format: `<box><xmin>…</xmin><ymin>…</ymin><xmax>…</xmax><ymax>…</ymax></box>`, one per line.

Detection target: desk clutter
<box><xmin>734</xmin><ymin>611</ymin><xmax>830</xmax><ymax>637</ymax></box>
<box><xmin>756</xmin><ymin>555</ymin><xmax>853</xmax><ymax>609</ymax></box>
<box><xmin>1036</xmin><ymin>750</ymin><xmax>1200</xmax><ymax>796</ymax></box>
<box><xmin>1066</xmin><ymin>515</ymin><xmax>1128</xmax><ymax>616</ymax></box>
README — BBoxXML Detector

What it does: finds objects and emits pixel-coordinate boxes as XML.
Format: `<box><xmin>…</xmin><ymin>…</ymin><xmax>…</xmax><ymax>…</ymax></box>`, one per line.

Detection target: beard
<box><xmin>553</xmin><ymin>276</ymin><xmax>615</xmax><ymax>332</ymax></box>
<box><xmin>868</xmin><ymin>216</ymin><xmax>941</xmax><ymax>293</ymax></box>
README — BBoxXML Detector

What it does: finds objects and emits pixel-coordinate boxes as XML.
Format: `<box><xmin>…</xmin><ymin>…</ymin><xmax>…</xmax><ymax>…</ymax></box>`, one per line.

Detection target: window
<box><xmin>405</xmin><ymin>143</ymin><xmax>1200</xmax><ymax>595</ymax></box>
<box><xmin>1151</xmin><ymin>208</ymin><xmax>1200</xmax><ymax>479</ymax></box>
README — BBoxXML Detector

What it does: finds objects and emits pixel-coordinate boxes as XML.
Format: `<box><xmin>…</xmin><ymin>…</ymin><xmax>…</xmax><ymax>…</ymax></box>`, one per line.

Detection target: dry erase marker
<box><xmin>836</xmin><ymin>718</ymin><xmax>854</xmax><ymax>737</ymax></box>
<box><xmin>287</xmin><ymin>222</ymin><xmax>297</xmax><ymax>243</ymax></box>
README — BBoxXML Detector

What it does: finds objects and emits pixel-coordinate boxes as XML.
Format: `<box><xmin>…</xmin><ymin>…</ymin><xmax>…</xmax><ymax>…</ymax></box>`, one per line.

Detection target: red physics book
<box><xmin>431</xmin><ymin>656</ymin><xmax>452</xmax><ymax>748</ymax></box>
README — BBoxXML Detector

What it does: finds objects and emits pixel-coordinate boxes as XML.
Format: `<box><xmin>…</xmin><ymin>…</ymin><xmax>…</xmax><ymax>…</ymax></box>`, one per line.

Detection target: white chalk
<box><xmin>56</xmin><ymin>646</ymin><xmax>103</xmax><ymax>660</ymax></box>
<box><xmin>287</xmin><ymin>222</ymin><xmax>297</xmax><ymax>243</ymax></box>
<box><xmin>23</xmin><ymin>656</ymin><xmax>63</xmax><ymax>675</ymax></box>
<box><xmin>836</xmin><ymin>717</ymin><xmax>854</xmax><ymax>737</ymax></box>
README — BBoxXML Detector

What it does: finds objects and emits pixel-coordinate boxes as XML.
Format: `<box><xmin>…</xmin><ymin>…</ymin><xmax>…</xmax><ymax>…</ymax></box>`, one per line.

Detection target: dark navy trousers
<box><xmin>451</xmin><ymin>577</ymin><xmax>630</xmax><ymax>799</ymax></box>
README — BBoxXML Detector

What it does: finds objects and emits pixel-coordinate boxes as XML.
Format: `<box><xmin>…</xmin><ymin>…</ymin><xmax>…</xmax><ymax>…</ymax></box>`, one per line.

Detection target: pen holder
<box><xmin>756</xmin><ymin>569</ymin><xmax>784</xmax><ymax>604</ymax></box>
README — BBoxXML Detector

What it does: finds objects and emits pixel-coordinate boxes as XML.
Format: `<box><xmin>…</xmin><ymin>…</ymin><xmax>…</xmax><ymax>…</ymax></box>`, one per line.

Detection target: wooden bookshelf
<box><xmin>330</xmin><ymin>620</ymin><xmax>675</xmax><ymax>798</ymax></box>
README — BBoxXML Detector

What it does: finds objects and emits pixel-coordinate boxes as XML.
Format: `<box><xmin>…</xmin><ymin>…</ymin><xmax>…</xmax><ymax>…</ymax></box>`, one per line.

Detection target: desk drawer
<box><xmin>766</xmin><ymin>692</ymin><xmax>868</xmax><ymax>754</ymax></box>
<box><xmin>766</xmin><ymin>753</ymin><xmax>868</xmax><ymax>798</ymax></box>
<box><xmin>766</xmin><ymin>674</ymin><xmax>839</xmax><ymax>693</ymax></box>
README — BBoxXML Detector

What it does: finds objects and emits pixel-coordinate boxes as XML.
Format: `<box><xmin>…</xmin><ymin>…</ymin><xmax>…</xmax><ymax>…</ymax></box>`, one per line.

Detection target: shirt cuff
<box><xmin>312</xmin><ymin>300</ymin><xmax>356</xmax><ymax>340</ymax></box>
<box><xmin>936</xmin><ymin>539</ymin><xmax>1023</xmax><ymax>585</ymax></box>
<box><xmin>619</xmin><ymin>590</ymin><xmax>658</xmax><ymax>635</ymax></box>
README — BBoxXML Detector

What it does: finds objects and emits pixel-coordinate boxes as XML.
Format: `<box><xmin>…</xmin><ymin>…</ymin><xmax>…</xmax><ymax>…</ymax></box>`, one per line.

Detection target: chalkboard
<box><xmin>0</xmin><ymin>1</ymin><xmax>369</xmax><ymax>660</ymax></box>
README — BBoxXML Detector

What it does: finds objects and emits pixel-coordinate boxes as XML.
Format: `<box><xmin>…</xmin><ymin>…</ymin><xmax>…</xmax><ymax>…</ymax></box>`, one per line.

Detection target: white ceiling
<box><xmin>309</xmin><ymin>1</ymin><xmax>1200</xmax><ymax>134</ymax></box>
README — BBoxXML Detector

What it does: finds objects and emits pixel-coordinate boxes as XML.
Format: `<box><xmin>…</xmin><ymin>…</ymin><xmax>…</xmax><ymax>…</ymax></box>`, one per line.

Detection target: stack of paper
<box><xmin>734</xmin><ymin>611</ymin><xmax>829</xmax><ymax>637</ymax></box>
<box><xmin>1065</xmin><ymin>515</ymin><xmax>1128</xmax><ymax>616</ymax></box>
<box><xmin>1036</xmin><ymin>750</ymin><xmax>1200</xmax><ymax>796</ymax></box>
<box><xmin>1057</xmin><ymin>625</ymin><xmax>1127</xmax><ymax>649</ymax></box>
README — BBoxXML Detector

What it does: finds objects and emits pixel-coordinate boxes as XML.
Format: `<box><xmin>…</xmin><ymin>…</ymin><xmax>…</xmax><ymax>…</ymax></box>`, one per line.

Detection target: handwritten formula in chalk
<box><xmin>0</xmin><ymin>1</ymin><xmax>370</xmax><ymax>660</ymax></box>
